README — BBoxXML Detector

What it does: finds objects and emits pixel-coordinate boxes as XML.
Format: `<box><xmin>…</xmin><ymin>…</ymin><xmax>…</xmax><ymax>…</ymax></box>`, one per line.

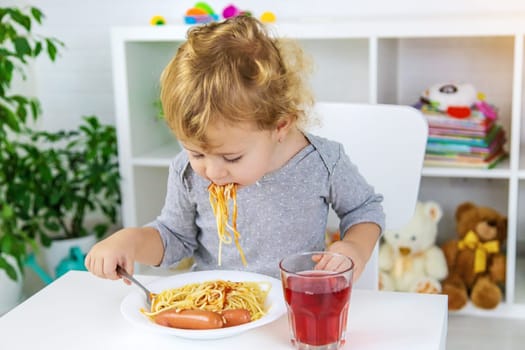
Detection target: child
<box><xmin>85</xmin><ymin>16</ymin><xmax>384</xmax><ymax>282</ymax></box>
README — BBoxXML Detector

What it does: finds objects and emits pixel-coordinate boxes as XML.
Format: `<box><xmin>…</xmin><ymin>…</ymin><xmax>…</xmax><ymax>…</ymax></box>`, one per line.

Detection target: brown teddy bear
<box><xmin>441</xmin><ymin>202</ymin><xmax>507</xmax><ymax>310</ymax></box>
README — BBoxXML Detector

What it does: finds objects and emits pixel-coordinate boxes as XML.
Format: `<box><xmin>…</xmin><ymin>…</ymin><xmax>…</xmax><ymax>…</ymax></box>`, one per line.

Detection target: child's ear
<box><xmin>275</xmin><ymin>116</ymin><xmax>293</xmax><ymax>139</ymax></box>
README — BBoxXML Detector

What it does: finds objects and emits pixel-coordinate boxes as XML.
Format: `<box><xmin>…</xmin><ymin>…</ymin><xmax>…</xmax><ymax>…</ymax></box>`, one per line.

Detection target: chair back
<box><xmin>311</xmin><ymin>102</ymin><xmax>428</xmax><ymax>289</ymax></box>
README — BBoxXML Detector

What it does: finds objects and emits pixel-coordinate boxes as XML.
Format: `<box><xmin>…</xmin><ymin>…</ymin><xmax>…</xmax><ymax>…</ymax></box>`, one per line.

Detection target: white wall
<box><xmin>4</xmin><ymin>0</ymin><xmax>525</xmax><ymax>130</ymax></box>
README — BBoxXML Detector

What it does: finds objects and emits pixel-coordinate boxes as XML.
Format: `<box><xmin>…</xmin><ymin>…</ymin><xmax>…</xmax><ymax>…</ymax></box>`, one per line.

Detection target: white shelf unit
<box><xmin>111</xmin><ymin>15</ymin><xmax>525</xmax><ymax>318</ymax></box>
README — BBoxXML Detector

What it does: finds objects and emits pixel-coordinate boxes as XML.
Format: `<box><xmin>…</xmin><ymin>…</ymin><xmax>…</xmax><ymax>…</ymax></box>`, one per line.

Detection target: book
<box><xmin>426</xmin><ymin>128</ymin><xmax>505</xmax><ymax>154</ymax></box>
<box><xmin>421</xmin><ymin>107</ymin><xmax>494</xmax><ymax>132</ymax></box>
<box><xmin>424</xmin><ymin>150</ymin><xmax>506</xmax><ymax>169</ymax></box>
<box><xmin>425</xmin><ymin>144</ymin><xmax>504</xmax><ymax>161</ymax></box>
<box><xmin>426</xmin><ymin>143</ymin><xmax>504</xmax><ymax>160</ymax></box>
<box><xmin>429</xmin><ymin>126</ymin><xmax>489</xmax><ymax>137</ymax></box>
<box><xmin>427</xmin><ymin>125</ymin><xmax>503</xmax><ymax>147</ymax></box>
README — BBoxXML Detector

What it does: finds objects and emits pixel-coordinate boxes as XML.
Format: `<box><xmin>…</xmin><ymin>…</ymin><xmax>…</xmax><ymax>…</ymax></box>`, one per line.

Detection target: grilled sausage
<box><xmin>221</xmin><ymin>309</ymin><xmax>252</xmax><ymax>327</ymax></box>
<box><xmin>154</xmin><ymin>309</ymin><xmax>224</xmax><ymax>329</ymax></box>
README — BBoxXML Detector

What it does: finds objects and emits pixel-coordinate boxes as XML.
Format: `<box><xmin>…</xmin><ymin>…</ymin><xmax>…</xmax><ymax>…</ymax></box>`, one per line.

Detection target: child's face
<box><xmin>182</xmin><ymin>121</ymin><xmax>281</xmax><ymax>187</ymax></box>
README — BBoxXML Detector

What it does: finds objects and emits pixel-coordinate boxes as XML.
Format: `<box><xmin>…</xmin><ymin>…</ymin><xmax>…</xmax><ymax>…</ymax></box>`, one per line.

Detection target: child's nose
<box><xmin>205</xmin><ymin>159</ymin><xmax>228</xmax><ymax>182</ymax></box>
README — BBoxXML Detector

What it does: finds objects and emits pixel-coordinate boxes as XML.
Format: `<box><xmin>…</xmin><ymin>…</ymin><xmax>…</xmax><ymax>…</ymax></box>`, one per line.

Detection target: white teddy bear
<box><xmin>379</xmin><ymin>201</ymin><xmax>448</xmax><ymax>293</ymax></box>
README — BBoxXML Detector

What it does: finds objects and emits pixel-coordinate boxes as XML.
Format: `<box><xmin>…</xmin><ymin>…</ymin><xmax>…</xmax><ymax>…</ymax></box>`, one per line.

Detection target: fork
<box><xmin>116</xmin><ymin>265</ymin><xmax>156</xmax><ymax>308</ymax></box>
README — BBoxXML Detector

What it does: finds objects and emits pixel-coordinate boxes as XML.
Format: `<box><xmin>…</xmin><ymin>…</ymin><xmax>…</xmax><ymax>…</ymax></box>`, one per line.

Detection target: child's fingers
<box><xmin>326</xmin><ymin>255</ymin><xmax>349</xmax><ymax>272</ymax></box>
<box><xmin>314</xmin><ymin>254</ymin><xmax>352</xmax><ymax>273</ymax></box>
<box><xmin>116</xmin><ymin>263</ymin><xmax>134</xmax><ymax>285</ymax></box>
<box><xmin>313</xmin><ymin>254</ymin><xmax>328</xmax><ymax>270</ymax></box>
<box><xmin>311</xmin><ymin>254</ymin><xmax>323</xmax><ymax>263</ymax></box>
<box><xmin>84</xmin><ymin>254</ymin><xmax>92</xmax><ymax>271</ymax></box>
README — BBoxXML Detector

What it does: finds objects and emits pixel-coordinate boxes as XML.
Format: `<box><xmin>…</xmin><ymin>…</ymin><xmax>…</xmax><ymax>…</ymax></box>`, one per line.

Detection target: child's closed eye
<box><xmin>224</xmin><ymin>156</ymin><xmax>242</xmax><ymax>163</ymax></box>
<box><xmin>190</xmin><ymin>153</ymin><xmax>204</xmax><ymax>159</ymax></box>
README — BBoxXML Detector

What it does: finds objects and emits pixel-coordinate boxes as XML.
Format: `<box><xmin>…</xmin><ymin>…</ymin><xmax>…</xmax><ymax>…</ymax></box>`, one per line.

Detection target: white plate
<box><xmin>120</xmin><ymin>270</ymin><xmax>287</xmax><ymax>340</ymax></box>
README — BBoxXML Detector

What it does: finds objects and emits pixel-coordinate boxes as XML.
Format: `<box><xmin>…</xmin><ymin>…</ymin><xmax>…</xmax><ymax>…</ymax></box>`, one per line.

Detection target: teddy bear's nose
<box><xmin>399</xmin><ymin>247</ymin><xmax>411</xmax><ymax>256</ymax></box>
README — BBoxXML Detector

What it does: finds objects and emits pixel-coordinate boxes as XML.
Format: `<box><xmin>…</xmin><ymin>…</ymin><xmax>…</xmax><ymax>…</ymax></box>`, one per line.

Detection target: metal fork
<box><xmin>116</xmin><ymin>265</ymin><xmax>155</xmax><ymax>308</ymax></box>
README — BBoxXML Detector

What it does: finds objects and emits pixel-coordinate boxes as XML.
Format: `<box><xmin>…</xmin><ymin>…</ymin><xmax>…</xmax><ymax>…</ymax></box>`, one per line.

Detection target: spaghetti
<box><xmin>141</xmin><ymin>279</ymin><xmax>270</xmax><ymax>321</ymax></box>
<box><xmin>208</xmin><ymin>183</ymin><xmax>247</xmax><ymax>266</ymax></box>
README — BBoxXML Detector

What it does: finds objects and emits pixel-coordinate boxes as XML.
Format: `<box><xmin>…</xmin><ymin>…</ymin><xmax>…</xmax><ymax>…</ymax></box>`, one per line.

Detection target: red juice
<box><xmin>284</xmin><ymin>271</ymin><xmax>352</xmax><ymax>347</ymax></box>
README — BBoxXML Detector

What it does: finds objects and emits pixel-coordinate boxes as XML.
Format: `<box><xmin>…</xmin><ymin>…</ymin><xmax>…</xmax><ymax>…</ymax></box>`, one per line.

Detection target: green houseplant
<box><xmin>22</xmin><ymin>116</ymin><xmax>121</xmax><ymax>279</ymax></box>
<box><xmin>0</xmin><ymin>5</ymin><xmax>62</xmax><ymax>282</ymax></box>
<box><xmin>4</xmin><ymin>116</ymin><xmax>121</xmax><ymax>285</ymax></box>
<box><xmin>0</xmin><ymin>6</ymin><xmax>61</xmax><ymax>133</ymax></box>
<box><xmin>27</xmin><ymin>116</ymin><xmax>121</xmax><ymax>246</ymax></box>
<box><xmin>1</xmin><ymin>6</ymin><xmax>121</xmax><ymax>285</ymax></box>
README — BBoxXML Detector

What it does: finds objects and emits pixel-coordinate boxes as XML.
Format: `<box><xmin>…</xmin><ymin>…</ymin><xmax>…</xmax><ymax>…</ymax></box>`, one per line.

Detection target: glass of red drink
<box><xmin>279</xmin><ymin>251</ymin><xmax>354</xmax><ymax>350</ymax></box>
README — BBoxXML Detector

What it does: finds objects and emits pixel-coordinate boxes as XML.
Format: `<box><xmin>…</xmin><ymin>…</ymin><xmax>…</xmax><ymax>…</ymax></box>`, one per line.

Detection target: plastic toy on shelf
<box><xmin>184</xmin><ymin>2</ymin><xmax>219</xmax><ymax>24</ymax></box>
<box><xmin>260</xmin><ymin>11</ymin><xmax>276</xmax><ymax>23</ymax></box>
<box><xmin>222</xmin><ymin>4</ymin><xmax>251</xmax><ymax>19</ymax></box>
<box><xmin>149</xmin><ymin>15</ymin><xmax>166</xmax><ymax>26</ymax></box>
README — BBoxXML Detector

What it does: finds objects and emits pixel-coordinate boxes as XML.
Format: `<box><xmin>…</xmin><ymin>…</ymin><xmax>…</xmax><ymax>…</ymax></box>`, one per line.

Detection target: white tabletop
<box><xmin>0</xmin><ymin>271</ymin><xmax>447</xmax><ymax>350</ymax></box>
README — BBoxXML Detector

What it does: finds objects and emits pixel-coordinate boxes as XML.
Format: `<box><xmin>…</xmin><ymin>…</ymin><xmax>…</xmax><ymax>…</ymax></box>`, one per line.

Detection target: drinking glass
<box><xmin>279</xmin><ymin>251</ymin><xmax>354</xmax><ymax>350</ymax></box>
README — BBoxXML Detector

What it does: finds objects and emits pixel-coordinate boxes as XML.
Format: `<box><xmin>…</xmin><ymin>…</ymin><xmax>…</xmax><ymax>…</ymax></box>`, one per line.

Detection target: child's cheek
<box><xmin>189</xmin><ymin>160</ymin><xmax>206</xmax><ymax>179</ymax></box>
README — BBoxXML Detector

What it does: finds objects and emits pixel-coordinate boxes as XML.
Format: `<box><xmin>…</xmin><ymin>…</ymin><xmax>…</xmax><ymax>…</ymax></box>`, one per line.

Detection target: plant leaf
<box><xmin>13</xmin><ymin>37</ymin><xmax>32</xmax><ymax>58</ymax></box>
<box><xmin>30</xmin><ymin>7</ymin><xmax>44</xmax><ymax>24</ymax></box>
<box><xmin>0</xmin><ymin>106</ymin><xmax>21</xmax><ymax>132</ymax></box>
<box><xmin>0</xmin><ymin>256</ymin><xmax>18</xmax><ymax>281</ymax></box>
<box><xmin>45</xmin><ymin>38</ymin><xmax>57</xmax><ymax>61</ymax></box>
<box><xmin>8</xmin><ymin>8</ymin><xmax>31</xmax><ymax>32</ymax></box>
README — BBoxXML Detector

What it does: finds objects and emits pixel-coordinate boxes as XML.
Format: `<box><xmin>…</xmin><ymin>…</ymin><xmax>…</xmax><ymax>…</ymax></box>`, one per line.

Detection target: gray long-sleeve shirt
<box><xmin>146</xmin><ymin>133</ymin><xmax>385</xmax><ymax>278</ymax></box>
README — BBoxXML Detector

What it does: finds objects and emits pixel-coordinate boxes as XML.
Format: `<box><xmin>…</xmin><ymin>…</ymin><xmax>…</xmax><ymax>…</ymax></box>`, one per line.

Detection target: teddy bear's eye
<box><xmin>487</xmin><ymin>220</ymin><xmax>497</xmax><ymax>227</ymax></box>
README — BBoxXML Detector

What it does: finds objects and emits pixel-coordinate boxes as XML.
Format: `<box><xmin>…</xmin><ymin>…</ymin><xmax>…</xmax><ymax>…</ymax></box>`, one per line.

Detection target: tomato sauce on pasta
<box><xmin>141</xmin><ymin>279</ymin><xmax>270</xmax><ymax>322</ymax></box>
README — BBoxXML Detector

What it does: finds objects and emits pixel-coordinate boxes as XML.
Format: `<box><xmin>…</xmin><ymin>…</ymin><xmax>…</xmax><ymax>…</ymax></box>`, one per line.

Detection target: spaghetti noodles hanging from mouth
<box><xmin>208</xmin><ymin>183</ymin><xmax>247</xmax><ymax>266</ymax></box>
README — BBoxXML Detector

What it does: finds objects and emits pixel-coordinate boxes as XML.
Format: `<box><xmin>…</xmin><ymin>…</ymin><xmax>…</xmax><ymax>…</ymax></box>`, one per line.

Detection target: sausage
<box><xmin>221</xmin><ymin>309</ymin><xmax>252</xmax><ymax>327</ymax></box>
<box><xmin>153</xmin><ymin>309</ymin><xmax>224</xmax><ymax>329</ymax></box>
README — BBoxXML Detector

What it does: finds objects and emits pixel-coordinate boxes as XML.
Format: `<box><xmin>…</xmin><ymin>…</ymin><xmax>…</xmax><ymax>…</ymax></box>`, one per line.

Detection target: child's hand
<box><xmin>322</xmin><ymin>240</ymin><xmax>367</xmax><ymax>281</ymax></box>
<box><xmin>319</xmin><ymin>223</ymin><xmax>381</xmax><ymax>281</ymax></box>
<box><xmin>312</xmin><ymin>251</ymin><xmax>353</xmax><ymax>273</ymax></box>
<box><xmin>84</xmin><ymin>229</ymin><xmax>136</xmax><ymax>283</ymax></box>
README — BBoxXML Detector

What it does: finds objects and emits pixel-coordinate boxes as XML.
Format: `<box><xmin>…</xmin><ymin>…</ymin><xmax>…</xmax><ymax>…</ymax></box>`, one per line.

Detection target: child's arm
<box><xmin>84</xmin><ymin>226</ymin><xmax>164</xmax><ymax>281</ymax></box>
<box><xmin>318</xmin><ymin>222</ymin><xmax>381</xmax><ymax>281</ymax></box>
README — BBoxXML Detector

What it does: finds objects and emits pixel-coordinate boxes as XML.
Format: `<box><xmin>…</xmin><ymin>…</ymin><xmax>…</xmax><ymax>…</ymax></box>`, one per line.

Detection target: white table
<box><xmin>0</xmin><ymin>271</ymin><xmax>447</xmax><ymax>350</ymax></box>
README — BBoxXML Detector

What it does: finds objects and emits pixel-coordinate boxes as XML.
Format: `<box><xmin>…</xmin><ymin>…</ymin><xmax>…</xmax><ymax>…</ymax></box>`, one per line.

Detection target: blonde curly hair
<box><xmin>160</xmin><ymin>16</ymin><xmax>314</xmax><ymax>149</ymax></box>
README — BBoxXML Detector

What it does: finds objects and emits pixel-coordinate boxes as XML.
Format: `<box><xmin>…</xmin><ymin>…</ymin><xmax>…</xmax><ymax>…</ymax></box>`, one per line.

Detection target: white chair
<box><xmin>312</xmin><ymin>102</ymin><xmax>428</xmax><ymax>290</ymax></box>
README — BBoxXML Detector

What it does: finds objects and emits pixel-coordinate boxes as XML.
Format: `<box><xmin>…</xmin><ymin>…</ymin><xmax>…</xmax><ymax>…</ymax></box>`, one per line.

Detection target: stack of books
<box><xmin>416</xmin><ymin>103</ymin><xmax>507</xmax><ymax>169</ymax></box>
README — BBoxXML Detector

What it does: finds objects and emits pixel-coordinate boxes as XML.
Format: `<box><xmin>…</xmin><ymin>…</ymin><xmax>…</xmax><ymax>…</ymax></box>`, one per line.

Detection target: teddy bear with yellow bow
<box><xmin>441</xmin><ymin>202</ymin><xmax>507</xmax><ymax>310</ymax></box>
